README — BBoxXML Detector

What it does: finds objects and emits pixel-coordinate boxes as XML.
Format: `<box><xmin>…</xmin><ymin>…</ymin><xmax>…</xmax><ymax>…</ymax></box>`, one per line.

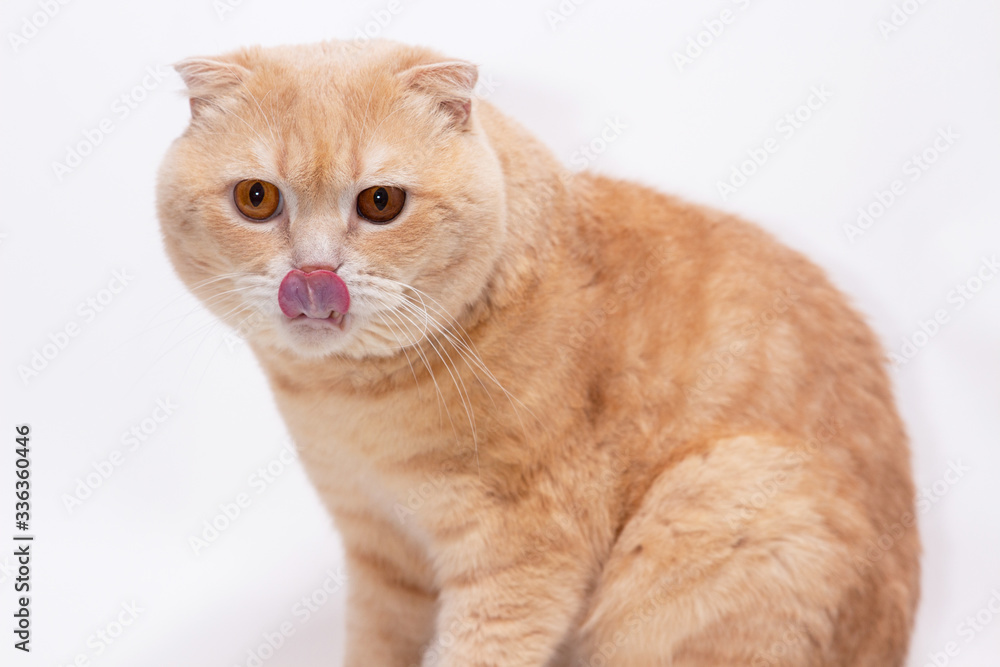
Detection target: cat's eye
<box><xmin>357</xmin><ymin>186</ymin><xmax>406</xmax><ymax>224</ymax></box>
<box><xmin>234</xmin><ymin>180</ymin><xmax>282</xmax><ymax>221</ymax></box>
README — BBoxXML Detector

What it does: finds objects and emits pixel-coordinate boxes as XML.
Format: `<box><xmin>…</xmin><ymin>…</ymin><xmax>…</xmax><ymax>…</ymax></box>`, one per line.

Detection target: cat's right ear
<box><xmin>399</xmin><ymin>60</ymin><xmax>479</xmax><ymax>129</ymax></box>
<box><xmin>174</xmin><ymin>57</ymin><xmax>249</xmax><ymax>119</ymax></box>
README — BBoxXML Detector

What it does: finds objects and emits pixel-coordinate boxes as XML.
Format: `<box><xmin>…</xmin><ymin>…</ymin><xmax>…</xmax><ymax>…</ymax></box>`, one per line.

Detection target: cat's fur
<box><xmin>157</xmin><ymin>40</ymin><xmax>920</xmax><ymax>666</ymax></box>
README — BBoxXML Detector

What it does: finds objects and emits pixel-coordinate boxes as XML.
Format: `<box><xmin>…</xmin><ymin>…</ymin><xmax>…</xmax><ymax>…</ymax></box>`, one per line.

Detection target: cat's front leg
<box><xmin>420</xmin><ymin>518</ymin><xmax>591</xmax><ymax>667</ymax></box>
<box><xmin>335</xmin><ymin>511</ymin><xmax>438</xmax><ymax>667</ymax></box>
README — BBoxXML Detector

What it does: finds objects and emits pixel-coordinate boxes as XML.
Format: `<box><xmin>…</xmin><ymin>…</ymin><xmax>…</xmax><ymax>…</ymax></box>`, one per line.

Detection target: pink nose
<box><xmin>278</xmin><ymin>269</ymin><xmax>350</xmax><ymax>319</ymax></box>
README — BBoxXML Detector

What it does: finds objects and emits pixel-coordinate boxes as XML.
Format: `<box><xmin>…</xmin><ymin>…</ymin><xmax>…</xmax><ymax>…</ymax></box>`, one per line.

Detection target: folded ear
<box><xmin>174</xmin><ymin>57</ymin><xmax>250</xmax><ymax>119</ymax></box>
<box><xmin>398</xmin><ymin>60</ymin><xmax>478</xmax><ymax>128</ymax></box>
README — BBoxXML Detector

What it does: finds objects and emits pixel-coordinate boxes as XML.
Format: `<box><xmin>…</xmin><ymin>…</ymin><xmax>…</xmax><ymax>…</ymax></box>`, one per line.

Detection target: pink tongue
<box><xmin>278</xmin><ymin>269</ymin><xmax>350</xmax><ymax>319</ymax></box>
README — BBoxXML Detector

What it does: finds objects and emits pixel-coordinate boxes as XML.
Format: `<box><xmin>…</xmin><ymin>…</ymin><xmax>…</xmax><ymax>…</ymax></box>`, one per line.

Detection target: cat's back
<box><xmin>562</xmin><ymin>170</ymin><xmax>914</xmax><ymax>544</ymax></box>
<box><xmin>565</xmin><ymin>170</ymin><xmax>897</xmax><ymax>429</ymax></box>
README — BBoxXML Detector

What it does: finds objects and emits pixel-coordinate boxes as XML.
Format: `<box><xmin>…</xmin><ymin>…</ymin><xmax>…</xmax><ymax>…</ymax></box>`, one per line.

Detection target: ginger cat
<box><xmin>157</xmin><ymin>40</ymin><xmax>919</xmax><ymax>666</ymax></box>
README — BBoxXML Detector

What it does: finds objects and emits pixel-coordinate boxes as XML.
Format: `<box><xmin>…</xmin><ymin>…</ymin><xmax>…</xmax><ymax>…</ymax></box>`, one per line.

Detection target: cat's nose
<box><xmin>278</xmin><ymin>269</ymin><xmax>350</xmax><ymax>319</ymax></box>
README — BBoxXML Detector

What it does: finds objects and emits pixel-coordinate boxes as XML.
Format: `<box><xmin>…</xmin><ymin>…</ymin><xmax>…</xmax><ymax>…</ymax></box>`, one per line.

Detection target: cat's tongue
<box><xmin>278</xmin><ymin>269</ymin><xmax>350</xmax><ymax>319</ymax></box>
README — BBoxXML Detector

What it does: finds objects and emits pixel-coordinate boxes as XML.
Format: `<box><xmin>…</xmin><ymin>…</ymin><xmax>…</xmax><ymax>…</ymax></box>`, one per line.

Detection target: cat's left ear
<box><xmin>399</xmin><ymin>61</ymin><xmax>478</xmax><ymax>129</ymax></box>
<box><xmin>174</xmin><ymin>57</ymin><xmax>250</xmax><ymax>119</ymax></box>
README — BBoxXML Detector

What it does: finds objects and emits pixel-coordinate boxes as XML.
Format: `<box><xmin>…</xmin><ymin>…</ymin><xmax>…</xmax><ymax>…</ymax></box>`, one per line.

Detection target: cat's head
<box><xmin>157</xmin><ymin>41</ymin><xmax>507</xmax><ymax>360</ymax></box>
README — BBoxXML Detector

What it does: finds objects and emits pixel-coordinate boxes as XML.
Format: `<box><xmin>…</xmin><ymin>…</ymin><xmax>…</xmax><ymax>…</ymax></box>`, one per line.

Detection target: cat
<box><xmin>157</xmin><ymin>39</ymin><xmax>920</xmax><ymax>666</ymax></box>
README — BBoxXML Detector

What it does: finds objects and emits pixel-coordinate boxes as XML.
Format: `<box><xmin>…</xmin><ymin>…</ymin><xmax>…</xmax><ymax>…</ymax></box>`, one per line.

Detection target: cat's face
<box><xmin>157</xmin><ymin>41</ymin><xmax>506</xmax><ymax>359</ymax></box>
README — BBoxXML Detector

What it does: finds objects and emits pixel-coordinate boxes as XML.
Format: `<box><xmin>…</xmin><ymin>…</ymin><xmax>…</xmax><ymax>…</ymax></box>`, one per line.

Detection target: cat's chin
<box><xmin>269</xmin><ymin>312</ymin><xmax>417</xmax><ymax>362</ymax></box>
<box><xmin>275</xmin><ymin>312</ymin><xmax>356</xmax><ymax>358</ymax></box>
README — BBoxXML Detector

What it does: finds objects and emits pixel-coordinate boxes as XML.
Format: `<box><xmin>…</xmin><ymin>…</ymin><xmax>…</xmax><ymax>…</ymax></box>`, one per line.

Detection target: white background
<box><xmin>1</xmin><ymin>0</ymin><xmax>998</xmax><ymax>665</ymax></box>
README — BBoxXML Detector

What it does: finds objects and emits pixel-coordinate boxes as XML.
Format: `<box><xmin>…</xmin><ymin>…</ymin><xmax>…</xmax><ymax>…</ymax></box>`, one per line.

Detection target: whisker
<box><xmin>392</xmin><ymin>301</ymin><xmax>480</xmax><ymax>474</ymax></box>
<box><xmin>374</xmin><ymin>311</ymin><xmax>422</xmax><ymax>399</ymax></box>
<box><xmin>154</xmin><ymin>285</ymin><xmax>263</xmax><ymax>358</ymax></box>
<box><xmin>142</xmin><ymin>272</ymin><xmax>254</xmax><ymax>326</ymax></box>
<box><xmin>386</xmin><ymin>307</ymin><xmax>453</xmax><ymax>437</ymax></box>
<box><xmin>396</xmin><ymin>288</ymin><xmax>538</xmax><ymax>419</ymax></box>
<box><xmin>392</xmin><ymin>287</ymin><xmax>543</xmax><ymax>447</ymax></box>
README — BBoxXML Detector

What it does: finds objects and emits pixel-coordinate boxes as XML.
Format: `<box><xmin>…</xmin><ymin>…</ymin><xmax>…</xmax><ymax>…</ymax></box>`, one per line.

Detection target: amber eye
<box><xmin>357</xmin><ymin>186</ymin><xmax>406</xmax><ymax>224</ymax></box>
<box><xmin>234</xmin><ymin>180</ymin><xmax>282</xmax><ymax>221</ymax></box>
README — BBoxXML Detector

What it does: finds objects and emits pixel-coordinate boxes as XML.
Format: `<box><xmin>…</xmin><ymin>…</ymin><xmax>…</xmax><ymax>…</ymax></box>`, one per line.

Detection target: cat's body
<box><xmin>158</xmin><ymin>40</ymin><xmax>919</xmax><ymax>666</ymax></box>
